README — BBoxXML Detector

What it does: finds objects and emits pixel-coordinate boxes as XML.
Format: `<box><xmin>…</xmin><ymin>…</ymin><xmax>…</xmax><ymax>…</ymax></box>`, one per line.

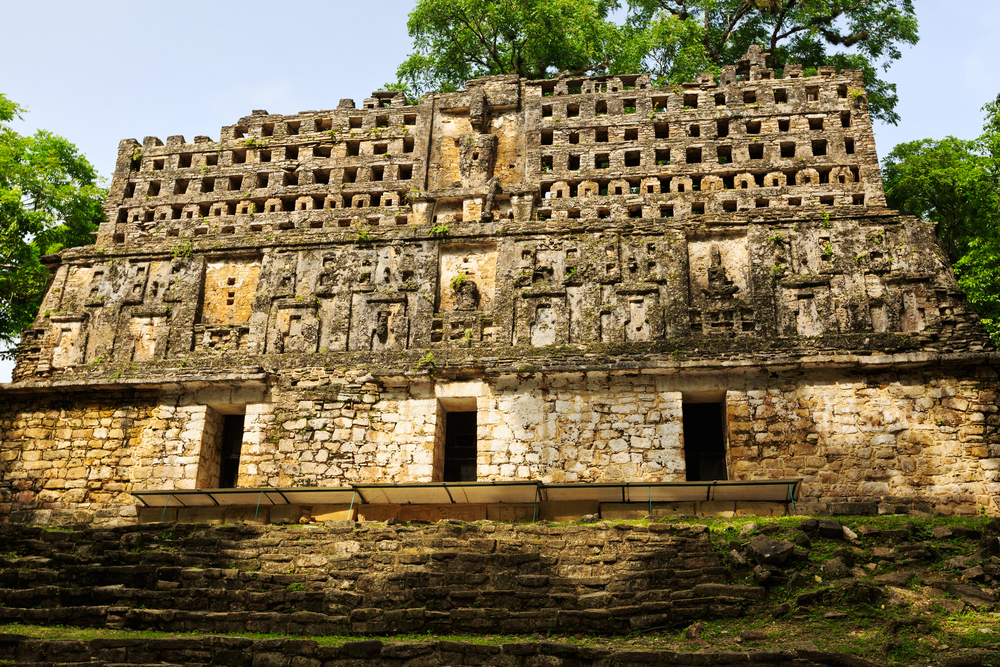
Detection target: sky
<box><xmin>1</xmin><ymin>0</ymin><xmax>996</xmax><ymax>382</ymax></box>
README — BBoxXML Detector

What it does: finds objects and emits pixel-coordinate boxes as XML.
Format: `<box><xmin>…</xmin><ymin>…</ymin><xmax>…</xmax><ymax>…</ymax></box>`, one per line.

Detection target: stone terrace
<box><xmin>0</xmin><ymin>521</ymin><xmax>758</xmax><ymax>636</ymax></box>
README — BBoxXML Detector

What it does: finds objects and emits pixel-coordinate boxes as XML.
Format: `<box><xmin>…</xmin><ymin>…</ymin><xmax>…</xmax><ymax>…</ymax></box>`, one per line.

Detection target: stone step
<box><xmin>0</xmin><ymin>580</ymin><xmax>761</xmax><ymax>615</ymax></box>
<box><xmin>0</xmin><ymin>634</ymin><xmax>872</xmax><ymax>666</ymax></box>
<box><xmin>0</xmin><ymin>558</ymin><xmax>729</xmax><ymax>594</ymax></box>
<box><xmin>0</xmin><ymin>594</ymin><xmax>751</xmax><ymax>636</ymax></box>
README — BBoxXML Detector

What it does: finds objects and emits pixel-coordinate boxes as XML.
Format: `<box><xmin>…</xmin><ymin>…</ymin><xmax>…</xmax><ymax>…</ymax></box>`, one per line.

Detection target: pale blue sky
<box><xmin>1</xmin><ymin>0</ymin><xmax>995</xmax><ymax>381</ymax></box>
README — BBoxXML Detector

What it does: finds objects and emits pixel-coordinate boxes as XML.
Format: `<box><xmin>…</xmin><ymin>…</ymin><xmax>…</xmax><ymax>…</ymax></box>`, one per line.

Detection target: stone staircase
<box><xmin>0</xmin><ymin>635</ymin><xmax>878</xmax><ymax>667</ymax></box>
<box><xmin>0</xmin><ymin>521</ymin><xmax>764</xmax><ymax>636</ymax></box>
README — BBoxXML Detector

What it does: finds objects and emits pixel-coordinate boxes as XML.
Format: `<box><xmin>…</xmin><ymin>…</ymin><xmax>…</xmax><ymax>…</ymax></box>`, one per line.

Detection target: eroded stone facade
<box><xmin>1</xmin><ymin>47</ymin><xmax>998</xmax><ymax>523</ymax></box>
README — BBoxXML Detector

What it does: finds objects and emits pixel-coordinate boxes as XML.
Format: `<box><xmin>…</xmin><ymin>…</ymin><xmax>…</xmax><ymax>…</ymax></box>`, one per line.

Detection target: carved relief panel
<box><xmin>346</xmin><ymin>243</ymin><xmax>434</xmax><ymax>352</ymax></box>
<box><xmin>82</xmin><ymin>260</ymin><xmax>133</xmax><ymax>363</ymax></box>
<box><xmin>432</xmin><ymin>243</ymin><xmax>498</xmax><ymax>349</ymax></box>
<box><xmin>199</xmin><ymin>258</ymin><xmax>260</xmax><ymax>326</ymax></box>
<box><xmin>49</xmin><ymin>315</ymin><xmax>88</xmax><ymax>369</ymax></box>
<box><xmin>778</xmin><ymin>280</ymin><xmax>836</xmax><ymax>336</ymax></box>
<box><xmin>438</xmin><ymin>244</ymin><xmax>497</xmax><ymax>313</ymax></box>
<box><xmin>313</xmin><ymin>256</ymin><xmax>351</xmax><ymax>353</ymax></box>
<box><xmin>510</xmin><ymin>237</ymin><xmax>593</xmax><ymax>347</ymax></box>
<box><xmin>267</xmin><ymin>300</ymin><xmax>320</xmax><ymax>353</ymax></box>
<box><xmin>688</xmin><ymin>234</ymin><xmax>754</xmax><ymax>334</ymax></box>
<box><xmin>128</xmin><ymin>314</ymin><xmax>169</xmax><ymax>361</ymax></box>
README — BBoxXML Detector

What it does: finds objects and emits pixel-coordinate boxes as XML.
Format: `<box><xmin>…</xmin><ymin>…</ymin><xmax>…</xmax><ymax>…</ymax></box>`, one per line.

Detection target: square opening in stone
<box><xmin>443</xmin><ymin>411</ymin><xmax>477</xmax><ymax>482</ymax></box>
<box><xmin>683</xmin><ymin>401</ymin><xmax>727</xmax><ymax>481</ymax></box>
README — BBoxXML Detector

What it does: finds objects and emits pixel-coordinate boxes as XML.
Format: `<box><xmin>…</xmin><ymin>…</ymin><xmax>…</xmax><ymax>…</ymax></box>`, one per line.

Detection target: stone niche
<box><xmin>199</xmin><ymin>258</ymin><xmax>261</xmax><ymax>325</ymax></box>
<box><xmin>431</xmin><ymin>111</ymin><xmax>475</xmax><ymax>190</ymax></box>
<box><xmin>688</xmin><ymin>235</ymin><xmax>749</xmax><ymax>303</ymax></box>
<box><xmin>49</xmin><ymin>315</ymin><xmax>88</xmax><ymax>368</ymax></box>
<box><xmin>267</xmin><ymin>301</ymin><xmax>320</xmax><ymax>354</ymax></box>
<box><xmin>350</xmin><ymin>296</ymin><xmax>410</xmax><ymax>351</ymax></box>
<box><xmin>687</xmin><ymin>234</ymin><xmax>752</xmax><ymax>334</ymax></box>
<box><xmin>128</xmin><ymin>314</ymin><xmax>168</xmax><ymax>361</ymax></box>
<box><xmin>438</xmin><ymin>243</ymin><xmax>497</xmax><ymax>313</ymax></box>
<box><xmin>778</xmin><ymin>283</ymin><xmax>835</xmax><ymax>336</ymax></box>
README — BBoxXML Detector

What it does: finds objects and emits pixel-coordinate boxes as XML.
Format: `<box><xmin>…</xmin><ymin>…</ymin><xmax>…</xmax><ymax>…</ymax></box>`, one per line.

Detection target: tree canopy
<box><xmin>883</xmin><ymin>96</ymin><xmax>1000</xmax><ymax>344</ymax></box>
<box><xmin>0</xmin><ymin>93</ymin><xmax>106</xmax><ymax>358</ymax></box>
<box><xmin>392</xmin><ymin>0</ymin><xmax>919</xmax><ymax>124</ymax></box>
<box><xmin>393</xmin><ymin>0</ymin><xmax>624</xmax><ymax>96</ymax></box>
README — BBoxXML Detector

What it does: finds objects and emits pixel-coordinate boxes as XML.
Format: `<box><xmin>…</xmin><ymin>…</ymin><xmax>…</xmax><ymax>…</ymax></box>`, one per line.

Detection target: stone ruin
<box><xmin>1</xmin><ymin>47</ymin><xmax>998</xmax><ymax>525</ymax></box>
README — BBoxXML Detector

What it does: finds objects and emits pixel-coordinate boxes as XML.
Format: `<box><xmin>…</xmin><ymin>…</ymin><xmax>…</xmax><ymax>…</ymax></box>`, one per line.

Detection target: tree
<box><xmin>394</xmin><ymin>0</ymin><xmax>627</xmax><ymax>97</ymax></box>
<box><xmin>393</xmin><ymin>0</ymin><xmax>919</xmax><ymax>124</ymax></box>
<box><xmin>0</xmin><ymin>93</ymin><xmax>106</xmax><ymax>358</ymax></box>
<box><xmin>882</xmin><ymin>137</ymin><xmax>994</xmax><ymax>261</ymax></box>
<box><xmin>954</xmin><ymin>236</ymin><xmax>1000</xmax><ymax>344</ymax></box>
<box><xmin>882</xmin><ymin>96</ymin><xmax>1000</xmax><ymax>345</ymax></box>
<box><xmin>624</xmin><ymin>0</ymin><xmax>918</xmax><ymax>124</ymax></box>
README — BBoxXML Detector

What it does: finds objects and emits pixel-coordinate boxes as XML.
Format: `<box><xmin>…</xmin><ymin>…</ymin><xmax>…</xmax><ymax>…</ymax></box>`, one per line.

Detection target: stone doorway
<box><xmin>218</xmin><ymin>414</ymin><xmax>246</xmax><ymax>488</ymax></box>
<box><xmin>443</xmin><ymin>411</ymin><xmax>477</xmax><ymax>482</ymax></box>
<box><xmin>683</xmin><ymin>401</ymin><xmax>728</xmax><ymax>481</ymax></box>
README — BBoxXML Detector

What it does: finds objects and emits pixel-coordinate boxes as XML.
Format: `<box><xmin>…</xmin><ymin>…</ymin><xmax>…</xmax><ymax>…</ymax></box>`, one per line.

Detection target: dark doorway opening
<box><xmin>683</xmin><ymin>403</ymin><xmax>727</xmax><ymax>481</ymax></box>
<box><xmin>444</xmin><ymin>411</ymin><xmax>477</xmax><ymax>482</ymax></box>
<box><xmin>219</xmin><ymin>414</ymin><xmax>246</xmax><ymax>488</ymax></box>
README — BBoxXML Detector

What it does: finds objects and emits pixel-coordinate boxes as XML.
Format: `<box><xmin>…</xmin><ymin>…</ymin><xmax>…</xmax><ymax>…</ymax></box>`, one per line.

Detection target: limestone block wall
<box><xmin>225</xmin><ymin>366</ymin><xmax>998</xmax><ymax>515</ymax></box>
<box><xmin>0</xmin><ymin>392</ymin><xmax>156</xmax><ymax>524</ymax></box>
<box><xmin>0</xmin><ymin>384</ymin><xmax>269</xmax><ymax>523</ymax></box>
<box><xmin>0</xmin><ymin>364</ymin><xmax>998</xmax><ymax>521</ymax></box>
<box><xmin>726</xmin><ymin>368</ymin><xmax>1000</xmax><ymax>515</ymax></box>
<box><xmin>237</xmin><ymin>374</ymin><xmax>685</xmax><ymax>488</ymax></box>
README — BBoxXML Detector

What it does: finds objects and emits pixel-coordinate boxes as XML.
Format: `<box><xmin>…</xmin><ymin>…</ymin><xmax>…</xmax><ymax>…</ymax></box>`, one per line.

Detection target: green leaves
<box><xmin>955</xmin><ymin>236</ymin><xmax>1000</xmax><ymax>344</ymax></box>
<box><xmin>0</xmin><ymin>92</ymin><xmax>106</xmax><ymax>357</ymax></box>
<box><xmin>883</xmin><ymin>136</ymin><xmax>993</xmax><ymax>262</ymax></box>
<box><xmin>393</xmin><ymin>0</ymin><xmax>918</xmax><ymax>124</ymax></box>
<box><xmin>883</xmin><ymin>96</ymin><xmax>1000</xmax><ymax>346</ymax></box>
<box><xmin>632</xmin><ymin>0</ymin><xmax>917</xmax><ymax>124</ymax></box>
<box><xmin>396</xmin><ymin>0</ymin><xmax>624</xmax><ymax>97</ymax></box>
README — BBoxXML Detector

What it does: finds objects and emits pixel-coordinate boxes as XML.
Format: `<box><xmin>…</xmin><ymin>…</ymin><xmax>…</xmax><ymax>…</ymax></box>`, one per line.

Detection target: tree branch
<box><xmin>770</xmin><ymin>1</ymin><xmax>794</xmax><ymax>53</ymax></box>
<box><xmin>702</xmin><ymin>0</ymin><xmax>753</xmax><ymax>63</ymax></box>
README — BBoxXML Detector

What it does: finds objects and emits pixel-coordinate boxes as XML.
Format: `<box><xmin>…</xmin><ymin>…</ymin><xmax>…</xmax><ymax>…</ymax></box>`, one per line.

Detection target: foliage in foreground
<box><xmin>391</xmin><ymin>0</ymin><xmax>918</xmax><ymax>124</ymax></box>
<box><xmin>0</xmin><ymin>93</ymin><xmax>106</xmax><ymax>357</ymax></box>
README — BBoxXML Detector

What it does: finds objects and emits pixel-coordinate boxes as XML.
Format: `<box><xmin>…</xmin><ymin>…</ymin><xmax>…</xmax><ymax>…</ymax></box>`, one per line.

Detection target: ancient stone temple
<box><xmin>1</xmin><ymin>47</ymin><xmax>997</xmax><ymax>525</ymax></box>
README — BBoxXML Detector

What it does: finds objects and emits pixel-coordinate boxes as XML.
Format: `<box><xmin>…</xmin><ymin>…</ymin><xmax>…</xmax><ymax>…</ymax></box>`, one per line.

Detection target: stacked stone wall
<box><xmin>0</xmin><ymin>521</ymin><xmax>753</xmax><ymax>636</ymax></box>
<box><xmin>2</xmin><ymin>364</ymin><xmax>996</xmax><ymax>522</ymax></box>
<box><xmin>0</xmin><ymin>635</ymin><xmax>887</xmax><ymax>667</ymax></box>
<box><xmin>727</xmin><ymin>367</ymin><xmax>1000</xmax><ymax>515</ymax></box>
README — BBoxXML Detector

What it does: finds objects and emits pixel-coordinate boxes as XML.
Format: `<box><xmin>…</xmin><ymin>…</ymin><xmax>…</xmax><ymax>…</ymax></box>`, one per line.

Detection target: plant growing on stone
<box><xmin>415</xmin><ymin>351</ymin><xmax>436</xmax><ymax>373</ymax></box>
<box><xmin>431</xmin><ymin>223</ymin><xmax>449</xmax><ymax>236</ymax></box>
<box><xmin>450</xmin><ymin>273</ymin><xmax>467</xmax><ymax>290</ymax></box>
<box><xmin>171</xmin><ymin>242</ymin><xmax>193</xmax><ymax>259</ymax></box>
